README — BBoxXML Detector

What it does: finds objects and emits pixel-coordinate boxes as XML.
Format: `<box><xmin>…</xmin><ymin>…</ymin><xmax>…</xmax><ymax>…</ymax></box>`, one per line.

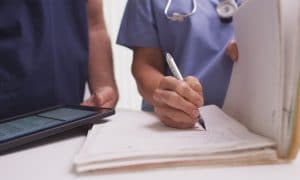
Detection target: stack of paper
<box><xmin>74</xmin><ymin>106</ymin><xmax>277</xmax><ymax>172</ymax></box>
<box><xmin>279</xmin><ymin>0</ymin><xmax>300</xmax><ymax>155</ymax></box>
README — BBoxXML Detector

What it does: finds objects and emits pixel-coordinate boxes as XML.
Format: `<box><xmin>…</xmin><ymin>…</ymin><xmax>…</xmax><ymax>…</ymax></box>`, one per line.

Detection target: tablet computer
<box><xmin>0</xmin><ymin>105</ymin><xmax>114</xmax><ymax>153</ymax></box>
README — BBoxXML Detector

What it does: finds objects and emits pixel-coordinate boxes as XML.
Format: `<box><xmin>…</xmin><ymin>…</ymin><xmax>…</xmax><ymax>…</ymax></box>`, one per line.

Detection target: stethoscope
<box><xmin>164</xmin><ymin>0</ymin><xmax>238</xmax><ymax>23</ymax></box>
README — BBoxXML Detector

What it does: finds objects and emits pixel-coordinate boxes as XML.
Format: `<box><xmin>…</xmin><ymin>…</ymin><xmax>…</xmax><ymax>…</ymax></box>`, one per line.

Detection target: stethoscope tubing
<box><xmin>164</xmin><ymin>0</ymin><xmax>197</xmax><ymax>21</ymax></box>
<box><xmin>164</xmin><ymin>0</ymin><xmax>238</xmax><ymax>22</ymax></box>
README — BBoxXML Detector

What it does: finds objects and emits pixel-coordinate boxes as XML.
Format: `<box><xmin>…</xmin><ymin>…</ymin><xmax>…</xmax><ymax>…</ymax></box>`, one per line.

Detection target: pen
<box><xmin>165</xmin><ymin>53</ymin><xmax>207</xmax><ymax>130</ymax></box>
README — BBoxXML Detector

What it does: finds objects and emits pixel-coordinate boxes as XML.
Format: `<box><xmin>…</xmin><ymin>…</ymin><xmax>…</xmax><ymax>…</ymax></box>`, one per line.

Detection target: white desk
<box><xmin>1</xmin><ymin>117</ymin><xmax>299</xmax><ymax>180</ymax></box>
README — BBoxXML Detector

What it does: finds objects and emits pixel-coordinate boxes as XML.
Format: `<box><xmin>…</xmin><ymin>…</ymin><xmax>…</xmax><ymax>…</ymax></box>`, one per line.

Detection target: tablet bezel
<box><xmin>0</xmin><ymin>105</ymin><xmax>114</xmax><ymax>153</ymax></box>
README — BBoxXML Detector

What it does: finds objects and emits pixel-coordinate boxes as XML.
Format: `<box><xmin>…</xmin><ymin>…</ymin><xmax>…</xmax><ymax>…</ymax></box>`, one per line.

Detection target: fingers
<box><xmin>154</xmin><ymin>105</ymin><xmax>197</xmax><ymax>125</ymax></box>
<box><xmin>159</xmin><ymin>115</ymin><xmax>195</xmax><ymax>129</ymax></box>
<box><xmin>185</xmin><ymin>76</ymin><xmax>202</xmax><ymax>93</ymax></box>
<box><xmin>226</xmin><ymin>40</ymin><xmax>239</xmax><ymax>62</ymax></box>
<box><xmin>185</xmin><ymin>76</ymin><xmax>204</xmax><ymax>106</ymax></box>
<box><xmin>94</xmin><ymin>86</ymin><xmax>118</xmax><ymax>108</ymax></box>
<box><xmin>153</xmin><ymin>89</ymin><xmax>199</xmax><ymax>119</ymax></box>
<box><xmin>81</xmin><ymin>86</ymin><xmax>118</xmax><ymax>108</ymax></box>
<box><xmin>159</xmin><ymin>76</ymin><xmax>202</xmax><ymax>107</ymax></box>
<box><xmin>152</xmin><ymin>76</ymin><xmax>204</xmax><ymax>129</ymax></box>
<box><xmin>81</xmin><ymin>95</ymin><xmax>96</xmax><ymax>107</ymax></box>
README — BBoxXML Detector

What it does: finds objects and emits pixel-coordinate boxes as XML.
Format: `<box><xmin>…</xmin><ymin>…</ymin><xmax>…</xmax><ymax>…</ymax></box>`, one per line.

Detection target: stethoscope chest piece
<box><xmin>216</xmin><ymin>0</ymin><xmax>238</xmax><ymax>23</ymax></box>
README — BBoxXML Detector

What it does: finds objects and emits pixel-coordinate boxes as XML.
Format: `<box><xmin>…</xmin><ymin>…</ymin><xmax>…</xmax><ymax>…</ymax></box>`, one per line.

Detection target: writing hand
<box><xmin>152</xmin><ymin>76</ymin><xmax>204</xmax><ymax>129</ymax></box>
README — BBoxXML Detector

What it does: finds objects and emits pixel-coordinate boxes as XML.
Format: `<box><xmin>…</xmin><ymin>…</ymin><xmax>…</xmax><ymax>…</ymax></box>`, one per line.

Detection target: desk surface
<box><xmin>0</xmin><ymin>117</ymin><xmax>299</xmax><ymax>180</ymax></box>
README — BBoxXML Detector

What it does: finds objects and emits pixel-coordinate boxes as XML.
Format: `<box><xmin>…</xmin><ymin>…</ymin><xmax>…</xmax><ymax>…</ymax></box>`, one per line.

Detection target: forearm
<box><xmin>83</xmin><ymin>0</ymin><xmax>118</xmax><ymax>107</ymax></box>
<box><xmin>88</xmin><ymin>28</ymin><xmax>117</xmax><ymax>93</ymax></box>
<box><xmin>132</xmin><ymin>48</ymin><xmax>164</xmax><ymax>105</ymax></box>
<box><xmin>133</xmin><ymin>63</ymin><xmax>164</xmax><ymax>105</ymax></box>
<box><xmin>132</xmin><ymin>48</ymin><xmax>202</xmax><ymax>129</ymax></box>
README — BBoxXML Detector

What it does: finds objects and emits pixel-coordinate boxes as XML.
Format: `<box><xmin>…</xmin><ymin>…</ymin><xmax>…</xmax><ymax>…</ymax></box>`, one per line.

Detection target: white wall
<box><xmin>85</xmin><ymin>1</ymin><xmax>142</xmax><ymax>110</ymax></box>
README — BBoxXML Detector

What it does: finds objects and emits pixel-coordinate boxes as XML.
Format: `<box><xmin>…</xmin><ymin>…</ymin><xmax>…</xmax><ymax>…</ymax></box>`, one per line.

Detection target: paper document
<box><xmin>74</xmin><ymin>106</ymin><xmax>276</xmax><ymax>172</ymax></box>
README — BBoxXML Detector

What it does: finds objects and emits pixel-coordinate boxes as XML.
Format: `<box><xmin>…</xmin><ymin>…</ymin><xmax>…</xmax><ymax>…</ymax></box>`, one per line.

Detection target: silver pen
<box><xmin>165</xmin><ymin>53</ymin><xmax>206</xmax><ymax>130</ymax></box>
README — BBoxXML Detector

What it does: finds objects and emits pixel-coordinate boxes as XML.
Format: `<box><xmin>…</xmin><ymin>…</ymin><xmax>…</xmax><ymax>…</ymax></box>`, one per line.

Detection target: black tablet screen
<box><xmin>0</xmin><ymin>108</ymin><xmax>96</xmax><ymax>142</ymax></box>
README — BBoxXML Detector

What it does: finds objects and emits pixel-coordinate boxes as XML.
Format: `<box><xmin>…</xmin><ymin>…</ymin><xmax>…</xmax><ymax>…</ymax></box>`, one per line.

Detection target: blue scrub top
<box><xmin>117</xmin><ymin>0</ymin><xmax>239</xmax><ymax>111</ymax></box>
<box><xmin>0</xmin><ymin>0</ymin><xmax>88</xmax><ymax>119</ymax></box>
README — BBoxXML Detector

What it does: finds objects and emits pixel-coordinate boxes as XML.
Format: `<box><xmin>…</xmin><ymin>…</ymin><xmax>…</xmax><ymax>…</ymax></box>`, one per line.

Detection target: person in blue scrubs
<box><xmin>117</xmin><ymin>0</ymin><xmax>239</xmax><ymax>129</ymax></box>
<box><xmin>0</xmin><ymin>0</ymin><xmax>118</xmax><ymax>120</ymax></box>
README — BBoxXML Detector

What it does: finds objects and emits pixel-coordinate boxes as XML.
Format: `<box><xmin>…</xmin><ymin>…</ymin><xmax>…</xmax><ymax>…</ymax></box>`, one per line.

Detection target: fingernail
<box><xmin>197</xmin><ymin>101</ymin><xmax>202</xmax><ymax>107</ymax></box>
<box><xmin>193</xmin><ymin>110</ymin><xmax>200</xmax><ymax>117</ymax></box>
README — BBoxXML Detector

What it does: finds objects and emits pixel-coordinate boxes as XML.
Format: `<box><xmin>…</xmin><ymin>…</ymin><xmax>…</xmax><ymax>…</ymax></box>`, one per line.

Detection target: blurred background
<box><xmin>84</xmin><ymin>1</ymin><xmax>142</xmax><ymax>110</ymax></box>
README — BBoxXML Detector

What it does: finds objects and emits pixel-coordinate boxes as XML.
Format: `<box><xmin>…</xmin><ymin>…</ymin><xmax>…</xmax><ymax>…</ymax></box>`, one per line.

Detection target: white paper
<box><xmin>224</xmin><ymin>0</ymin><xmax>300</xmax><ymax>157</ymax></box>
<box><xmin>74</xmin><ymin>106</ymin><xmax>275</xmax><ymax>171</ymax></box>
<box><xmin>279</xmin><ymin>0</ymin><xmax>300</xmax><ymax>155</ymax></box>
<box><xmin>223</xmin><ymin>0</ymin><xmax>283</xmax><ymax>143</ymax></box>
<box><xmin>76</xmin><ymin>149</ymin><xmax>277</xmax><ymax>172</ymax></box>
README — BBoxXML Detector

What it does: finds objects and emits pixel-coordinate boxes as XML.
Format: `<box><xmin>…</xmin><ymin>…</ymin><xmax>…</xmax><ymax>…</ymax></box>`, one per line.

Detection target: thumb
<box><xmin>94</xmin><ymin>88</ymin><xmax>114</xmax><ymax>108</ymax></box>
<box><xmin>226</xmin><ymin>40</ymin><xmax>239</xmax><ymax>62</ymax></box>
<box><xmin>81</xmin><ymin>95</ymin><xmax>95</xmax><ymax>106</ymax></box>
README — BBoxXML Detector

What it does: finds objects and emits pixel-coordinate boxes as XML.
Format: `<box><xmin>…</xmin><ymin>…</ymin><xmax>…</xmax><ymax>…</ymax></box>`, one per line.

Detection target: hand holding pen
<box><xmin>152</xmin><ymin>53</ymin><xmax>206</xmax><ymax>130</ymax></box>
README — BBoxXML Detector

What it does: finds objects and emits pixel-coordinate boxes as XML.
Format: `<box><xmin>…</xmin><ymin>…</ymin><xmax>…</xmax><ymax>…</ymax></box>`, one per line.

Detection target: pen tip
<box><xmin>198</xmin><ymin>118</ymin><xmax>206</xmax><ymax>131</ymax></box>
<box><xmin>201</xmin><ymin>122</ymin><xmax>207</xmax><ymax>131</ymax></box>
<box><xmin>203</xmin><ymin>124</ymin><xmax>207</xmax><ymax>131</ymax></box>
